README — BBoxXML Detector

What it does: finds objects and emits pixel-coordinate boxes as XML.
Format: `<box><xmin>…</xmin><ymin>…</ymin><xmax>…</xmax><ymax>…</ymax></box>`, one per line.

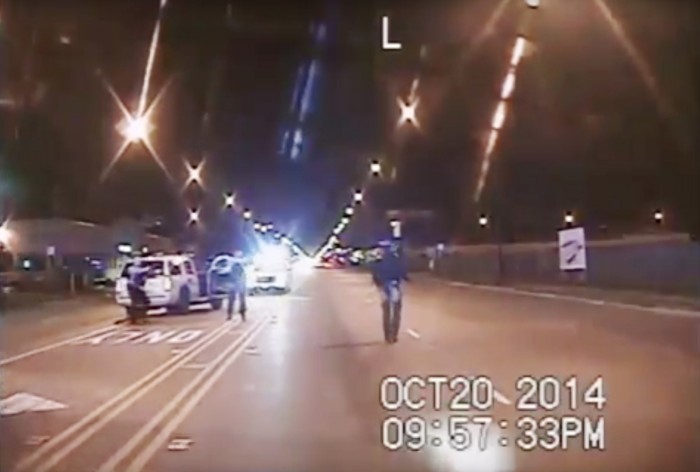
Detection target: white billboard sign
<box><xmin>558</xmin><ymin>227</ymin><xmax>587</xmax><ymax>271</ymax></box>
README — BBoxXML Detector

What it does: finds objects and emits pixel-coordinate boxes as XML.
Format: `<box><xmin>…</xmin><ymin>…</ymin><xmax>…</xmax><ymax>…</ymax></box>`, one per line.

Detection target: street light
<box><xmin>341</xmin><ymin>217</ymin><xmax>350</xmax><ymax>225</ymax></box>
<box><xmin>397</xmin><ymin>97</ymin><xmax>420</xmax><ymax>128</ymax></box>
<box><xmin>479</xmin><ymin>215</ymin><xmax>489</xmax><ymax>228</ymax></box>
<box><xmin>353</xmin><ymin>190</ymin><xmax>363</xmax><ymax>204</ymax></box>
<box><xmin>253</xmin><ymin>222</ymin><xmax>262</xmax><ymax>231</ymax></box>
<box><xmin>370</xmin><ymin>161</ymin><xmax>381</xmax><ymax>176</ymax></box>
<box><xmin>0</xmin><ymin>224</ymin><xmax>12</xmax><ymax>246</ymax></box>
<box><xmin>243</xmin><ymin>209</ymin><xmax>252</xmax><ymax>220</ymax></box>
<box><xmin>345</xmin><ymin>206</ymin><xmax>354</xmax><ymax>216</ymax></box>
<box><xmin>122</xmin><ymin>115</ymin><xmax>151</xmax><ymax>143</ymax></box>
<box><xmin>654</xmin><ymin>210</ymin><xmax>664</xmax><ymax>224</ymax></box>
<box><xmin>564</xmin><ymin>212</ymin><xmax>575</xmax><ymax>225</ymax></box>
<box><xmin>188</xmin><ymin>209</ymin><xmax>199</xmax><ymax>224</ymax></box>
<box><xmin>224</xmin><ymin>193</ymin><xmax>235</xmax><ymax>208</ymax></box>
<box><xmin>186</xmin><ymin>161</ymin><xmax>203</xmax><ymax>186</ymax></box>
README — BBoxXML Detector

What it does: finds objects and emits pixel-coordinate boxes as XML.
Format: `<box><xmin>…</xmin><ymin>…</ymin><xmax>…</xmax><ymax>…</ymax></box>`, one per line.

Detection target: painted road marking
<box><xmin>181</xmin><ymin>363</ymin><xmax>207</xmax><ymax>370</ymax></box>
<box><xmin>244</xmin><ymin>346</ymin><xmax>260</xmax><ymax>356</ymax></box>
<box><xmin>69</xmin><ymin>329</ymin><xmax>205</xmax><ymax>346</ymax></box>
<box><xmin>0</xmin><ymin>326</ymin><xmax>117</xmax><ymax>367</ymax></box>
<box><xmin>25</xmin><ymin>436</ymin><xmax>51</xmax><ymax>447</ymax></box>
<box><xmin>445</xmin><ymin>280</ymin><xmax>700</xmax><ymax>318</ymax></box>
<box><xmin>406</xmin><ymin>329</ymin><xmax>421</xmax><ymax>339</ymax></box>
<box><xmin>166</xmin><ymin>438</ymin><xmax>193</xmax><ymax>451</ymax></box>
<box><xmin>0</xmin><ymin>393</ymin><xmax>67</xmax><ymax>416</ymax></box>
<box><xmin>133</xmin><ymin>330</ymin><xmax>179</xmax><ymax>344</ymax></box>
<box><xmin>96</xmin><ymin>316</ymin><xmax>270</xmax><ymax>472</ymax></box>
<box><xmin>16</xmin><ymin>320</ymin><xmax>239</xmax><ymax>472</ymax></box>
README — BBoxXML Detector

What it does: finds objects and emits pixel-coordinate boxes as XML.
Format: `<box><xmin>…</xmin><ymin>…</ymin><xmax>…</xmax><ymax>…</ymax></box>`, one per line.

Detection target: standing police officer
<box><xmin>226</xmin><ymin>250</ymin><xmax>248</xmax><ymax>322</ymax></box>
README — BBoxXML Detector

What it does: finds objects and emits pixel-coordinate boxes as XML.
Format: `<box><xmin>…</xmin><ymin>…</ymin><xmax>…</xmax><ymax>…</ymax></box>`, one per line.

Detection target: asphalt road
<box><xmin>1</xmin><ymin>270</ymin><xmax>698</xmax><ymax>472</ymax></box>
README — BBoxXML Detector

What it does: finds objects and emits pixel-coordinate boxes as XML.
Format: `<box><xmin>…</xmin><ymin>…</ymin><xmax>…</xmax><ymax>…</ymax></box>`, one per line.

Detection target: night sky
<box><xmin>1</xmin><ymin>0</ymin><xmax>699</xmax><ymax>250</ymax></box>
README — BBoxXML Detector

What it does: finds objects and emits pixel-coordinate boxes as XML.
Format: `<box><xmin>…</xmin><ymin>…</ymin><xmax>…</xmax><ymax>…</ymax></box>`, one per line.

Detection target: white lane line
<box><xmin>16</xmin><ymin>320</ymin><xmax>238</xmax><ymax>472</ymax></box>
<box><xmin>0</xmin><ymin>325</ymin><xmax>117</xmax><ymax>367</ymax></box>
<box><xmin>406</xmin><ymin>329</ymin><xmax>421</xmax><ymax>339</ymax></box>
<box><xmin>97</xmin><ymin>316</ymin><xmax>270</xmax><ymax>472</ymax></box>
<box><xmin>446</xmin><ymin>281</ymin><xmax>700</xmax><ymax>318</ymax></box>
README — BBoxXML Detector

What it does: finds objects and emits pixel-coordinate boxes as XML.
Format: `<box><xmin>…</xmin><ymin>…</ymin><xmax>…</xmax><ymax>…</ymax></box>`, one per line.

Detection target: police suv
<box><xmin>115</xmin><ymin>254</ymin><xmax>224</xmax><ymax>315</ymax></box>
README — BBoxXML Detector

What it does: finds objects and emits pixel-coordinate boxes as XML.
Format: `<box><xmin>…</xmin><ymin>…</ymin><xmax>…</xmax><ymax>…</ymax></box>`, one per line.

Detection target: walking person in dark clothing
<box><xmin>126</xmin><ymin>260</ymin><xmax>150</xmax><ymax>325</ymax></box>
<box><xmin>226</xmin><ymin>251</ymin><xmax>248</xmax><ymax>322</ymax></box>
<box><xmin>370</xmin><ymin>239</ymin><xmax>409</xmax><ymax>343</ymax></box>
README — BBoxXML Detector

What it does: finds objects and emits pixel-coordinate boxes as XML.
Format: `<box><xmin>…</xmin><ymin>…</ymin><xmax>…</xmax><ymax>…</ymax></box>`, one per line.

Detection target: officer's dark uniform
<box><xmin>225</xmin><ymin>259</ymin><xmax>247</xmax><ymax>321</ymax></box>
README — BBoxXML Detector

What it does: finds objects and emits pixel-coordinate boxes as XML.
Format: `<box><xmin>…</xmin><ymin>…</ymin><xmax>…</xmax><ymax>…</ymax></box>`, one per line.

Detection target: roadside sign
<box><xmin>558</xmin><ymin>227</ymin><xmax>587</xmax><ymax>271</ymax></box>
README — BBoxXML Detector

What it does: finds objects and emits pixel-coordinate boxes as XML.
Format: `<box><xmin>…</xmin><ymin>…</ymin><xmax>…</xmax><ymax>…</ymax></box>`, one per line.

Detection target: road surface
<box><xmin>1</xmin><ymin>270</ymin><xmax>698</xmax><ymax>472</ymax></box>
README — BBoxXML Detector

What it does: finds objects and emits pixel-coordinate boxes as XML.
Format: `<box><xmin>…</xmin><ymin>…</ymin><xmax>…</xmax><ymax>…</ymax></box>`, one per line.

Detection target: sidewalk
<box><xmin>510</xmin><ymin>284</ymin><xmax>700</xmax><ymax>312</ymax></box>
<box><xmin>420</xmin><ymin>273</ymin><xmax>700</xmax><ymax>315</ymax></box>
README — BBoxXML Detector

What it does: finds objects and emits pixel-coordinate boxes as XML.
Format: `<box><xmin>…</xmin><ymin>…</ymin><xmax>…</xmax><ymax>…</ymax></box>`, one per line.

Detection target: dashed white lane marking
<box><xmin>406</xmin><ymin>329</ymin><xmax>421</xmax><ymax>339</ymax></box>
<box><xmin>446</xmin><ymin>281</ymin><xmax>700</xmax><ymax>318</ymax></box>
<box><xmin>166</xmin><ymin>438</ymin><xmax>193</xmax><ymax>451</ymax></box>
<box><xmin>181</xmin><ymin>363</ymin><xmax>207</xmax><ymax>370</ymax></box>
<box><xmin>0</xmin><ymin>325</ymin><xmax>117</xmax><ymax>367</ymax></box>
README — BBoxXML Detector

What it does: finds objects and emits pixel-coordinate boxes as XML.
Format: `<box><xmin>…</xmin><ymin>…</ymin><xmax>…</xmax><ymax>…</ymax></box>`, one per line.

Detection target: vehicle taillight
<box><xmin>163</xmin><ymin>277</ymin><xmax>173</xmax><ymax>291</ymax></box>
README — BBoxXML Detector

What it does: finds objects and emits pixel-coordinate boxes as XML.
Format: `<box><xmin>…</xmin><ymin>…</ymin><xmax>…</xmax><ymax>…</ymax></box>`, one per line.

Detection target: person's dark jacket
<box><xmin>371</xmin><ymin>249</ymin><xmax>408</xmax><ymax>286</ymax></box>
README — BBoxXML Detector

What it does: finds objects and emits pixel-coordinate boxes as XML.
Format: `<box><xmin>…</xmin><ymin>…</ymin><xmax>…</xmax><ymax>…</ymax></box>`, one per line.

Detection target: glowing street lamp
<box><xmin>654</xmin><ymin>210</ymin><xmax>664</xmax><ymax>223</ymax></box>
<box><xmin>564</xmin><ymin>212</ymin><xmax>575</xmax><ymax>225</ymax></box>
<box><xmin>243</xmin><ymin>209</ymin><xmax>252</xmax><ymax>220</ymax></box>
<box><xmin>345</xmin><ymin>206</ymin><xmax>354</xmax><ymax>216</ymax></box>
<box><xmin>188</xmin><ymin>209</ymin><xmax>199</xmax><ymax>224</ymax></box>
<box><xmin>353</xmin><ymin>190</ymin><xmax>363</xmax><ymax>204</ymax></box>
<box><xmin>186</xmin><ymin>161</ymin><xmax>203</xmax><ymax>186</ymax></box>
<box><xmin>253</xmin><ymin>222</ymin><xmax>262</xmax><ymax>231</ymax></box>
<box><xmin>224</xmin><ymin>193</ymin><xmax>235</xmax><ymax>208</ymax></box>
<box><xmin>370</xmin><ymin>161</ymin><xmax>381</xmax><ymax>176</ymax></box>
<box><xmin>479</xmin><ymin>215</ymin><xmax>489</xmax><ymax>228</ymax></box>
<box><xmin>0</xmin><ymin>224</ymin><xmax>12</xmax><ymax>246</ymax></box>
<box><xmin>122</xmin><ymin>115</ymin><xmax>151</xmax><ymax>143</ymax></box>
<box><xmin>397</xmin><ymin>97</ymin><xmax>420</xmax><ymax>128</ymax></box>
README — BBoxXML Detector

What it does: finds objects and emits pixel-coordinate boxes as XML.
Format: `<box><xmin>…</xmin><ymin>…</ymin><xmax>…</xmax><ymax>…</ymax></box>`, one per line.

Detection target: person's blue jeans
<box><xmin>226</xmin><ymin>281</ymin><xmax>247</xmax><ymax>320</ymax></box>
<box><xmin>379</xmin><ymin>281</ymin><xmax>402</xmax><ymax>342</ymax></box>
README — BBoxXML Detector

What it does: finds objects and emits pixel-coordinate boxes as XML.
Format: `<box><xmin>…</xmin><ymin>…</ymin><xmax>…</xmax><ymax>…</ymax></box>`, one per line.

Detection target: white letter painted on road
<box><xmin>71</xmin><ymin>331</ymin><xmax>116</xmax><ymax>345</ymax></box>
<box><xmin>111</xmin><ymin>331</ymin><xmax>144</xmax><ymax>344</ymax></box>
<box><xmin>133</xmin><ymin>330</ymin><xmax>178</xmax><ymax>344</ymax></box>
<box><xmin>381</xmin><ymin>16</ymin><xmax>402</xmax><ymax>50</ymax></box>
<box><xmin>1</xmin><ymin>393</ymin><xmax>67</xmax><ymax>416</ymax></box>
<box><xmin>167</xmin><ymin>329</ymin><xmax>203</xmax><ymax>344</ymax></box>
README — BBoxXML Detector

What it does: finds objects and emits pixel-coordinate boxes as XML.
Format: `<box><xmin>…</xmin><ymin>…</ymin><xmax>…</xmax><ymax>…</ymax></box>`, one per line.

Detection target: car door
<box><xmin>183</xmin><ymin>260</ymin><xmax>200</xmax><ymax>297</ymax></box>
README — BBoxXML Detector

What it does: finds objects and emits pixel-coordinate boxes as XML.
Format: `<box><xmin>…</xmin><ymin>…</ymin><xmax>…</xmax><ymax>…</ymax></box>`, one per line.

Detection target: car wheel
<box><xmin>176</xmin><ymin>287</ymin><xmax>191</xmax><ymax>314</ymax></box>
<box><xmin>210</xmin><ymin>298</ymin><xmax>223</xmax><ymax>310</ymax></box>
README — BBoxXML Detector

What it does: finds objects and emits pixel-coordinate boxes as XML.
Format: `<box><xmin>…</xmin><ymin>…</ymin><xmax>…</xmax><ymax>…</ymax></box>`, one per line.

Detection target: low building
<box><xmin>0</xmin><ymin>218</ymin><xmax>174</xmax><ymax>281</ymax></box>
